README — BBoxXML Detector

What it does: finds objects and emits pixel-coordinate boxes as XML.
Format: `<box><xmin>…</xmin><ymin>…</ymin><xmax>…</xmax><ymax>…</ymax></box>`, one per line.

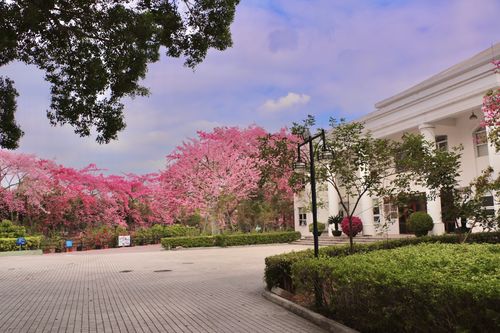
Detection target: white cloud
<box><xmin>260</xmin><ymin>92</ymin><xmax>311</xmax><ymax>112</ymax></box>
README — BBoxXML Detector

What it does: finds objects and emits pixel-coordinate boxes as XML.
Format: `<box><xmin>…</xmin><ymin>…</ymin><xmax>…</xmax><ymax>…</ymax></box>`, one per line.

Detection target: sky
<box><xmin>2</xmin><ymin>0</ymin><xmax>500</xmax><ymax>175</ymax></box>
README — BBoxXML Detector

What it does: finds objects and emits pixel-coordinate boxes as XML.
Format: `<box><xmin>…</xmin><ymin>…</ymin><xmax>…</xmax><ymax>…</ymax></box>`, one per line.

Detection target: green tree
<box><xmin>0</xmin><ymin>0</ymin><xmax>240</xmax><ymax>147</ymax></box>
<box><xmin>449</xmin><ymin>167</ymin><xmax>500</xmax><ymax>241</ymax></box>
<box><xmin>0</xmin><ymin>77</ymin><xmax>23</xmax><ymax>149</ymax></box>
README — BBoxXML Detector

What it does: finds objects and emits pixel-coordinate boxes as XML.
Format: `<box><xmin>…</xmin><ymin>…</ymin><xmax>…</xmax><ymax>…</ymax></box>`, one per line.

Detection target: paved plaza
<box><xmin>0</xmin><ymin>244</ymin><xmax>325</xmax><ymax>333</ymax></box>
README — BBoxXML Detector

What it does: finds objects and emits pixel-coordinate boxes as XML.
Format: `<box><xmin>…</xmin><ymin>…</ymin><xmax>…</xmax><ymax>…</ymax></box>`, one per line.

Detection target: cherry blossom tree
<box><xmin>482</xmin><ymin>60</ymin><xmax>500</xmax><ymax>149</ymax></box>
<box><xmin>161</xmin><ymin>126</ymin><xmax>266</xmax><ymax>232</ymax></box>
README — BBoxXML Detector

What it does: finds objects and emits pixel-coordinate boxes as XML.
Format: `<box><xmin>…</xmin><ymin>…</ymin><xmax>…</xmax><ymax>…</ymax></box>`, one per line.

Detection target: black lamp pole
<box><xmin>296</xmin><ymin>129</ymin><xmax>328</xmax><ymax>258</ymax></box>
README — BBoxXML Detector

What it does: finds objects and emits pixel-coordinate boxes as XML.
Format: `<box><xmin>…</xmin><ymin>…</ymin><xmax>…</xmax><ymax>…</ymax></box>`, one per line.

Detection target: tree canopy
<box><xmin>0</xmin><ymin>0</ymin><xmax>240</xmax><ymax>148</ymax></box>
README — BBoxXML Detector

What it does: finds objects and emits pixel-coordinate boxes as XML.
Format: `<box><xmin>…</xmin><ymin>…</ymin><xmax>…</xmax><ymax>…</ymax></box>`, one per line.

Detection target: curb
<box><xmin>262</xmin><ymin>288</ymin><xmax>358</xmax><ymax>333</ymax></box>
<box><xmin>0</xmin><ymin>250</ymin><xmax>43</xmax><ymax>257</ymax></box>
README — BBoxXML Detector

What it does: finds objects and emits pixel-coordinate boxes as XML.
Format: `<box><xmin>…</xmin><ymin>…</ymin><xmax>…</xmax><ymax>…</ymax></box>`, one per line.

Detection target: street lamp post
<box><xmin>294</xmin><ymin>128</ymin><xmax>331</xmax><ymax>258</ymax></box>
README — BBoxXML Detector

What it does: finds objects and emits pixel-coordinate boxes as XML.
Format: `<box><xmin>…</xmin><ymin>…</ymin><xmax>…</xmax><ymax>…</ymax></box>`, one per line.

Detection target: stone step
<box><xmin>293</xmin><ymin>235</ymin><xmax>414</xmax><ymax>246</ymax></box>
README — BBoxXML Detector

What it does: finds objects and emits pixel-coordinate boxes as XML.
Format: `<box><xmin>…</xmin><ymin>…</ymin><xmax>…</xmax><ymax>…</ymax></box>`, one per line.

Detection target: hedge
<box><xmin>216</xmin><ymin>232</ymin><xmax>301</xmax><ymax>247</ymax></box>
<box><xmin>0</xmin><ymin>219</ymin><xmax>26</xmax><ymax>238</ymax></box>
<box><xmin>0</xmin><ymin>236</ymin><xmax>43</xmax><ymax>252</ymax></box>
<box><xmin>292</xmin><ymin>243</ymin><xmax>500</xmax><ymax>333</ymax></box>
<box><xmin>133</xmin><ymin>224</ymin><xmax>200</xmax><ymax>245</ymax></box>
<box><xmin>161</xmin><ymin>231</ymin><xmax>301</xmax><ymax>249</ymax></box>
<box><xmin>161</xmin><ymin>235</ymin><xmax>215</xmax><ymax>249</ymax></box>
<box><xmin>264</xmin><ymin>231</ymin><xmax>500</xmax><ymax>290</ymax></box>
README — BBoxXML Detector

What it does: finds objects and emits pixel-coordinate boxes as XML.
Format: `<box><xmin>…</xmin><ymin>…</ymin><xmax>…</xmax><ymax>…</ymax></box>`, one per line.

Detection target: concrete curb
<box><xmin>0</xmin><ymin>250</ymin><xmax>43</xmax><ymax>257</ymax></box>
<box><xmin>262</xmin><ymin>288</ymin><xmax>358</xmax><ymax>333</ymax></box>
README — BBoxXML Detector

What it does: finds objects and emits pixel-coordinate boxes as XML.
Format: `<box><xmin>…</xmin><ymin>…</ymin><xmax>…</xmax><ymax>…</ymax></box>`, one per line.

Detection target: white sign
<box><xmin>118</xmin><ymin>235</ymin><xmax>131</xmax><ymax>247</ymax></box>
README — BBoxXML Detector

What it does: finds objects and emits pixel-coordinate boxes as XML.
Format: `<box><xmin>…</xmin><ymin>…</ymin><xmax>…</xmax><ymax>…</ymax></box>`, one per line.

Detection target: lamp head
<box><xmin>293</xmin><ymin>161</ymin><xmax>306</xmax><ymax>173</ymax></box>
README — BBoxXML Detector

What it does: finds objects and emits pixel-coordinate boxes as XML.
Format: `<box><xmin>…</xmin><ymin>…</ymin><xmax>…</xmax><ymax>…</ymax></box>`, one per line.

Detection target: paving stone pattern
<box><xmin>0</xmin><ymin>244</ymin><xmax>325</xmax><ymax>333</ymax></box>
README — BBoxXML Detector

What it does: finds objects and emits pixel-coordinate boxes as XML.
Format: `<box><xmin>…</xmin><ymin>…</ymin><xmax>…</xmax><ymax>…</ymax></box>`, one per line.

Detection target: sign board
<box><xmin>118</xmin><ymin>235</ymin><xmax>131</xmax><ymax>247</ymax></box>
<box><xmin>16</xmin><ymin>237</ymin><xmax>26</xmax><ymax>246</ymax></box>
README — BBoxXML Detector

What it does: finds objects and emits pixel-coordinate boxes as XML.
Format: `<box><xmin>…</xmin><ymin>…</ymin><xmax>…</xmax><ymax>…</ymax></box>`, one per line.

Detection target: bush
<box><xmin>223</xmin><ymin>232</ymin><xmax>300</xmax><ymax>246</ymax></box>
<box><xmin>308</xmin><ymin>223</ymin><xmax>325</xmax><ymax>234</ymax></box>
<box><xmin>134</xmin><ymin>224</ymin><xmax>200</xmax><ymax>245</ymax></box>
<box><xmin>0</xmin><ymin>220</ymin><xmax>26</xmax><ymax>238</ymax></box>
<box><xmin>0</xmin><ymin>236</ymin><xmax>43</xmax><ymax>251</ymax></box>
<box><xmin>161</xmin><ymin>235</ymin><xmax>215</xmax><ymax>249</ymax></box>
<box><xmin>292</xmin><ymin>243</ymin><xmax>500</xmax><ymax>332</ymax></box>
<box><xmin>340</xmin><ymin>216</ymin><xmax>363</xmax><ymax>237</ymax></box>
<box><xmin>264</xmin><ymin>231</ymin><xmax>500</xmax><ymax>290</ymax></box>
<box><xmin>407</xmin><ymin>211</ymin><xmax>433</xmax><ymax>236</ymax></box>
<box><xmin>162</xmin><ymin>231</ymin><xmax>301</xmax><ymax>250</ymax></box>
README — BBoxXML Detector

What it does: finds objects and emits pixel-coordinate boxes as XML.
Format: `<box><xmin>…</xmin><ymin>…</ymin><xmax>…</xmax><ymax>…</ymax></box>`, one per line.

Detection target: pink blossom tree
<box><xmin>482</xmin><ymin>60</ymin><xmax>500</xmax><ymax>149</ymax></box>
<box><xmin>161</xmin><ymin>126</ymin><xmax>266</xmax><ymax>232</ymax></box>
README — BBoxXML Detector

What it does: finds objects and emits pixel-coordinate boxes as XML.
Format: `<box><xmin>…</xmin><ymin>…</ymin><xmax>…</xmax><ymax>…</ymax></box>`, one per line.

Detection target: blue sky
<box><xmin>2</xmin><ymin>0</ymin><xmax>500</xmax><ymax>174</ymax></box>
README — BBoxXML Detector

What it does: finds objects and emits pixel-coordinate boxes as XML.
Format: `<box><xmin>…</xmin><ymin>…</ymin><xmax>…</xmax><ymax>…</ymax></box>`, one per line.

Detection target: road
<box><xmin>0</xmin><ymin>244</ymin><xmax>325</xmax><ymax>333</ymax></box>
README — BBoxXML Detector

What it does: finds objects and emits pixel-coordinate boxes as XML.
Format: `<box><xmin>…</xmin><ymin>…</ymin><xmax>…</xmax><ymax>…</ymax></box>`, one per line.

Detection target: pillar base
<box><xmin>431</xmin><ymin>222</ymin><xmax>445</xmax><ymax>236</ymax></box>
<box><xmin>362</xmin><ymin>224</ymin><xmax>376</xmax><ymax>236</ymax></box>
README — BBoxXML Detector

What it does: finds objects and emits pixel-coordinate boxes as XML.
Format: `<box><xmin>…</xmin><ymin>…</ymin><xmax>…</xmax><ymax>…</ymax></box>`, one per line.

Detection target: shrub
<box><xmin>308</xmin><ymin>223</ymin><xmax>325</xmax><ymax>234</ymax></box>
<box><xmin>161</xmin><ymin>236</ymin><xmax>215</xmax><ymax>249</ymax></box>
<box><xmin>163</xmin><ymin>224</ymin><xmax>199</xmax><ymax>238</ymax></box>
<box><xmin>162</xmin><ymin>231</ymin><xmax>301</xmax><ymax>250</ymax></box>
<box><xmin>0</xmin><ymin>220</ymin><xmax>26</xmax><ymax>238</ymax></box>
<box><xmin>264</xmin><ymin>231</ymin><xmax>500</xmax><ymax>290</ymax></box>
<box><xmin>0</xmin><ymin>236</ymin><xmax>43</xmax><ymax>251</ymax></box>
<box><xmin>407</xmin><ymin>211</ymin><xmax>433</xmax><ymax>236</ymax></box>
<box><xmin>134</xmin><ymin>224</ymin><xmax>200</xmax><ymax>245</ymax></box>
<box><xmin>223</xmin><ymin>232</ymin><xmax>300</xmax><ymax>246</ymax></box>
<box><xmin>264</xmin><ymin>249</ymin><xmax>314</xmax><ymax>292</ymax></box>
<box><xmin>292</xmin><ymin>243</ymin><xmax>500</xmax><ymax>333</ymax></box>
<box><xmin>340</xmin><ymin>216</ymin><xmax>363</xmax><ymax>237</ymax></box>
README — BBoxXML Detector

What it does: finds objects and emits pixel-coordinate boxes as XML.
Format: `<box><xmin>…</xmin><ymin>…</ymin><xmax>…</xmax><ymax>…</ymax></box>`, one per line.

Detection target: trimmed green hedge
<box><xmin>161</xmin><ymin>235</ymin><xmax>215</xmax><ymax>249</ymax></box>
<box><xmin>216</xmin><ymin>232</ymin><xmax>301</xmax><ymax>247</ymax></box>
<box><xmin>133</xmin><ymin>224</ymin><xmax>200</xmax><ymax>245</ymax></box>
<box><xmin>161</xmin><ymin>231</ymin><xmax>301</xmax><ymax>249</ymax></box>
<box><xmin>292</xmin><ymin>243</ymin><xmax>500</xmax><ymax>332</ymax></box>
<box><xmin>264</xmin><ymin>231</ymin><xmax>500</xmax><ymax>290</ymax></box>
<box><xmin>0</xmin><ymin>236</ymin><xmax>43</xmax><ymax>252</ymax></box>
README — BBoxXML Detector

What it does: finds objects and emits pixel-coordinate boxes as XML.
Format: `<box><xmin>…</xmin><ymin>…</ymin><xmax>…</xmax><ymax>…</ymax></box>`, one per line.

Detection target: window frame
<box><xmin>474</xmin><ymin>128</ymin><xmax>489</xmax><ymax>157</ymax></box>
<box><xmin>298</xmin><ymin>208</ymin><xmax>307</xmax><ymax>226</ymax></box>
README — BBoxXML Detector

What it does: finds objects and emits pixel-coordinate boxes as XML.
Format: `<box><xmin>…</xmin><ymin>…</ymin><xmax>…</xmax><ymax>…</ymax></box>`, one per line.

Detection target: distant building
<box><xmin>295</xmin><ymin>43</ymin><xmax>500</xmax><ymax>237</ymax></box>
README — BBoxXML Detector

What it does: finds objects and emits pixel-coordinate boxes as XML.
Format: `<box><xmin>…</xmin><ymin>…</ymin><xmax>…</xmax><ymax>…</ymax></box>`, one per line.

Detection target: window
<box><xmin>298</xmin><ymin>208</ymin><xmax>307</xmax><ymax>226</ymax></box>
<box><xmin>383</xmin><ymin>199</ymin><xmax>398</xmax><ymax>221</ymax></box>
<box><xmin>481</xmin><ymin>195</ymin><xmax>495</xmax><ymax>216</ymax></box>
<box><xmin>373</xmin><ymin>199</ymin><xmax>380</xmax><ymax>224</ymax></box>
<box><xmin>474</xmin><ymin>128</ymin><xmax>488</xmax><ymax>157</ymax></box>
<box><xmin>435</xmin><ymin>135</ymin><xmax>448</xmax><ymax>151</ymax></box>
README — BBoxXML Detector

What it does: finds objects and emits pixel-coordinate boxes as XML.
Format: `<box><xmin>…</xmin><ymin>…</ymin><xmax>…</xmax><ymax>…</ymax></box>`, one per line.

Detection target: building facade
<box><xmin>295</xmin><ymin>43</ymin><xmax>500</xmax><ymax>237</ymax></box>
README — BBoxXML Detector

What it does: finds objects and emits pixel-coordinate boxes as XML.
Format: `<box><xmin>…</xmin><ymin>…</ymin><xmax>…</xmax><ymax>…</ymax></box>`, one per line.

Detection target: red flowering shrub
<box><xmin>341</xmin><ymin>216</ymin><xmax>363</xmax><ymax>237</ymax></box>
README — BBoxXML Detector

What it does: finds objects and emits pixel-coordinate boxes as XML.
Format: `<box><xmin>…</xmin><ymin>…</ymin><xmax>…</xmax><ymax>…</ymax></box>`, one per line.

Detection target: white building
<box><xmin>295</xmin><ymin>43</ymin><xmax>500</xmax><ymax>237</ymax></box>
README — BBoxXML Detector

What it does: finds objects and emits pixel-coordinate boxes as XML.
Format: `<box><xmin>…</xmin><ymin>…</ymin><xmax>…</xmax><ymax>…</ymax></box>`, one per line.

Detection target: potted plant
<box><xmin>308</xmin><ymin>222</ymin><xmax>326</xmax><ymax>236</ymax></box>
<box><xmin>328</xmin><ymin>213</ymin><xmax>343</xmax><ymax>236</ymax></box>
<box><xmin>407</xmin><ymin>212</ymin><xmax>433</xmax><ymax>237</ymax></box>
<box><xmin>341</xmin><ymin>216</ymin><xmax>363</xmax><ymax>237</ymax></box>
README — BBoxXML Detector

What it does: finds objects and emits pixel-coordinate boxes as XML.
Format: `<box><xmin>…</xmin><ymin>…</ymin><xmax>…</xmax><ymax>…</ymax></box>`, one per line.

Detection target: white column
<box><xmin>327</xmin><ymin>181</ymin><xmax>340</xmax><ymax>236</ymax></box>
<box><xmin>360</xmin><ymin>194</ymin><xmax>375</xmax><ymax>236</ymax></box>
<box><xmin>418</xmin><ymin>123</ymin><xmax>445</xmax><ymax>235</ymax></box>
<box><xmin>357</xmin><ymin>166</ymin><xmax>375</xmax><ymax>236</ymax></box>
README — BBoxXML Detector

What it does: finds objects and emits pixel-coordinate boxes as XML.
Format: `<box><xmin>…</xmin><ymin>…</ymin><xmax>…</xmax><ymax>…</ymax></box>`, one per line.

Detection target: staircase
<box><xmin>293</xmin><ymin>234</ymin><xmax>414</xmax><ymax>246</ymax></box>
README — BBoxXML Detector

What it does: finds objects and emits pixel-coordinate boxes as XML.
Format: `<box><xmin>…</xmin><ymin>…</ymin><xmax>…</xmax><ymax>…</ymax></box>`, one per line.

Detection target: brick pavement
<box><xmin>0</xmin><ymin>244</ymin><xmax>325</xmax><ymax>333</ymax></box>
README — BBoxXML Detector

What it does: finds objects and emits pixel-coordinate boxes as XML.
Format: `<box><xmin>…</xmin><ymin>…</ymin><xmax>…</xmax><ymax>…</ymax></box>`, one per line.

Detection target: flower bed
<box><xmin>292</xmin><ymin>243</ymin><xmax>500</xmax><ymax>332</ymax></box>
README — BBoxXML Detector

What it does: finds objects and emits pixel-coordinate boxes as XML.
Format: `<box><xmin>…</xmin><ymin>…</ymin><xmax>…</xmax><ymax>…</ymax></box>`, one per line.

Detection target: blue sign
<box><xmin>65</xmin><ymin>240</ymin><xmax>73</xmax><ymax>248</ymax></box>
<box><xmin>16</xmin><ymin>237</ymin><xmax>26</xmax><ymax>246</ymax></box>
